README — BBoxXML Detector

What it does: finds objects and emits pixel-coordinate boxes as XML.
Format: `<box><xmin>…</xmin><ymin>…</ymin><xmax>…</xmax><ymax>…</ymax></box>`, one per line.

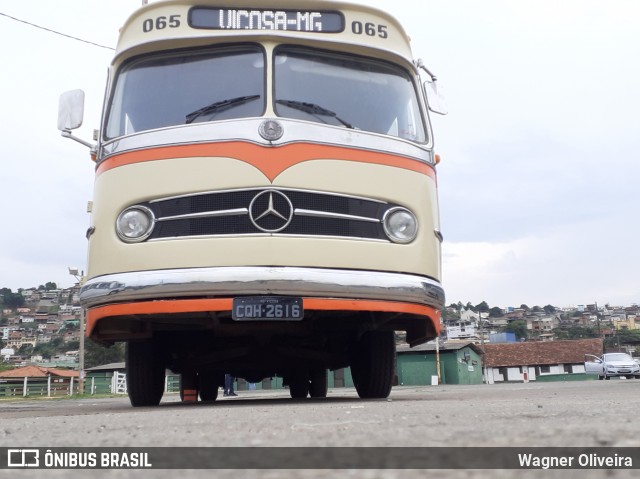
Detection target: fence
<box><xmin>0</xmin><ymin>373</ymin><xmax>182</xmax><ymax>398</ymax></box>
<box><xmin>0</xmin><ymin>376</ymin><xmax>79</xmax><ymax>397</ymax></box>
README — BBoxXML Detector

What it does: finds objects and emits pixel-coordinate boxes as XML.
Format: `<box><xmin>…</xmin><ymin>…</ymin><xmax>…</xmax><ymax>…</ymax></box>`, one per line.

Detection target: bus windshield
<box><xmin>105</xmin><ymin>46</ymin><xmax>265</xmax><ymax>138</ymax></box>
<box><xmin>105</xmin><ymin>44</ymin><xmax>427</xmax><ymax>143</ymax></box>
<box><xmin>274</xmin><ymin>46</ymin><xmax>426</xmax><ymax>142</ymax></box>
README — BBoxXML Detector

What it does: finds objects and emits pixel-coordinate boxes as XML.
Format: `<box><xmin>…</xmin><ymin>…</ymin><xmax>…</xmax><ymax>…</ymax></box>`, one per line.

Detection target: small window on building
<box><xmin>564</xmin><ymin>364</ymin><xmax>573</xmax><ymax>373</ymax></box>
<box><xmin>540</xmin><ymin>365</ymin><xmax>551</xmax><ymax>374</ymax></box>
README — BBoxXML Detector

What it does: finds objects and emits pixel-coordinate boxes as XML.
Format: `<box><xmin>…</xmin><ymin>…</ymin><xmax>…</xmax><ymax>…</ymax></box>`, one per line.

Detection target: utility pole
<box><xmin>478</xmin><ymin>310</ymin><xmax>488</xmax><ymax>384</ymax></box>
<box><xmin>435</xmin><ymin>336</ymin><xmax>441</xmax><ymax>384</ymax></box>
<box><xmin>69</xmin><ymin>268</ymin><xmax>85</xmax><ymax>395</ymax></box>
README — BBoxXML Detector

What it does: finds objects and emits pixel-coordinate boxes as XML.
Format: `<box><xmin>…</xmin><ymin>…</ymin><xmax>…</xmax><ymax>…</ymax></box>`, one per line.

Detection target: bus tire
<box><xmin>199</xmin><ymin>372</ymin><xmax>220</xmax><ymax>402</ymax></box>
<box><xmin>309</xmin><ymin>368</ymin><xmax>328</xmax><ymax>398</ymax></box>
<box><xmin>126</xmin><ymin>340</ymin><xmax>165</xmax><ymax>407</ymax></box>
<box><xmin>288</xmin><ymin>372</ymin><xmax>309</xmax><ymax>399</ymax></box>
<box><xmin>351</xmin><ymin>331</ymin><xmax>395</xmax><ymax>399</ymax></box>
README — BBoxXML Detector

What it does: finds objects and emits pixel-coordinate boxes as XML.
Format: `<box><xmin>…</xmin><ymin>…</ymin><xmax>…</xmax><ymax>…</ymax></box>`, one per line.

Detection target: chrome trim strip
<box><xmin>149</xmin><ymin>186</ymin><xmax>388</xmax><ymax>205</ymax></box>
<box><xmin>79</xmin><ymin>267</ymin><xmax>445</xmax><ymax>311</ymax></box>
<box><xmin>146</xmin><ymin>234</ymin><xmax>388</xmax><ymax>243</ymax></box>
<box><xmin>148</xmin><ymin>233</ymin><xmax>268</xmax><ymax>242</ymax></box>
<box><xmin>294</xmin><ymin>209</ymin><xmax>380</xmax><ymax>224</ymax></box>
<box><xmin>99</xmin><ymin>118</ymin><xmax>434</xmax><ymax>165</ymax></box>
<box><xmin>157</xmin><ymin>208</ymin><xmax>248</xmax><ymax>222</ymax></box>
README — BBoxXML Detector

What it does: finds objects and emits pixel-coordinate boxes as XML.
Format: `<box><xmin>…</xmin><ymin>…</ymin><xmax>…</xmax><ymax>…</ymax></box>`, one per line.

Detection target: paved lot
<box><xmin>1</xmin><ymin>380</ymin><xmax>638</xmax><ymax>478</ymax></box>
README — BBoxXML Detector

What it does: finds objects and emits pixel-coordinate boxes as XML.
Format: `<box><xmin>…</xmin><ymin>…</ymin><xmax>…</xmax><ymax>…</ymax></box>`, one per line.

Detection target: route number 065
<box><xmin>143</xmin><ymin>15</ymin><xmax>181</xmax><ymax>33</ymax></box>
<box><xmin>351</xmin><ymin>21</ymin><xmax>388</xmax><ymax>39</ymax></box>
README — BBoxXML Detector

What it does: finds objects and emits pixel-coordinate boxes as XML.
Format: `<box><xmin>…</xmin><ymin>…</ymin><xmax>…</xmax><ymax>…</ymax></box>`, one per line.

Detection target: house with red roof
<box><xmin>0</xmin><ymin>366</ymin><xmax>79</xmax><ymax>397</ymax></box>
<box><xmin>482</xmin><ymin>338</ymin><xmax>603</xmax><ymax>383</ymax></box>
<box><xmin>0</xmin><ymin>365</ymin><xmax>79</xmax><ymax>379</ymax></box>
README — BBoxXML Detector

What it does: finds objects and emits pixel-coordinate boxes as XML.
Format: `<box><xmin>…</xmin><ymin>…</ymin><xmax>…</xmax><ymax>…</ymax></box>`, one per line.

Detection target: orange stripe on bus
<box><xmin>85</xmin><ymin>297</ymin><xmax>440</xmax><ymax>336</ymax></box>
<box><xmin>96</xmin><ymin>142</ymin><xmax>436</xmax><ymax>182</ymax></box>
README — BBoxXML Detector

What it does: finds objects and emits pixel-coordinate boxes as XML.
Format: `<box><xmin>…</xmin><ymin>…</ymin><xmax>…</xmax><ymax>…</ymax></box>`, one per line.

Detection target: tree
<box><xmin>475</xmin><ymin>301</ymin><xmax>490</xmax><ymax>313</ymax></box>
<box><xmin>543</xmin><ymin>305</ymin><xmax>557</xmax><ymax>314</ymax></box>
<box><xmin>85</xmin><ymin>340</ymin><xmax>125</xmax><ymax>369</ymax></box>
<box><xmin>489</xmin><ymin>307</ymin><xmax>503</xmax><ymax>318</ymax></box>
<box><xmin>553</xmin><ymin>326</ymin><xmax>598</xmax><ymax>340</ymax></box>
<box><xmin>33</xmin><ymin>337</ymin><xmax>66</xmax><ymax>359</ymax></box>
<box><xmin>18</xmin><ymin>343</ymin><xmax>34</xmax><ymax>356</ymax></box>
<box><xmin>45</xmin><ymin>282</ymin><xmax>58</xmax><ymax>290</ymax></box>
<box><xmin>519</xmin><ymin>304</ymin><xmax>530</xmax><ymax>312</ymax></box>
<box><xmin>0</xmin><ymin>288</ymin><xmax>25</xmax><ymax>309</ymax></box>
<box><xmin>441</xmin><ymin>306</ymin><xmax>456</xmax><ymax>321</ymax></box>
<box><xmin>448</xmin><ymin>302</ymin><xmax>462</xmax><ymax>312</ymax></box>
<box><xmin>504</xmin><ymin>320</ymin><xmax>528</xmax><ymax>340</ymax></box>
<box><xmin>605</xmin><ymin>329</ymin><xmax>640</xmax><ymax>349</ymax></box>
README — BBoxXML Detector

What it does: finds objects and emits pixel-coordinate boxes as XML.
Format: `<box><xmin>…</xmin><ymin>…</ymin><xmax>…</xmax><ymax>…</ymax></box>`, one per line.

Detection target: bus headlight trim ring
<box><xmin>116</xmin><ymin>205</ymin><xmax>155</xmax><ymax>242</ymax></box>
<box><xmin>382</xmin><ymin>207</ymin><xmax>418</xmax><ymax>244</ymax></box>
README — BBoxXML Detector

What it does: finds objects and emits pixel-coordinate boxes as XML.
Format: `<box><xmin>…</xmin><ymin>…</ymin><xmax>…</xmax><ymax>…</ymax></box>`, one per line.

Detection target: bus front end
<box><xmin>72</xmin><ymin>0</ymin><xmax>445</xmax><ymax>406</ymax></box>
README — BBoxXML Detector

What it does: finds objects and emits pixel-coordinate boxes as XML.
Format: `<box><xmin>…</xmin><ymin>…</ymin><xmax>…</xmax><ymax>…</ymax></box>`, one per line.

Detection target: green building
<box><xmin>396</xmin><ymin>341</ymin><xmax>484</xmax><ymax>385</ymax></box>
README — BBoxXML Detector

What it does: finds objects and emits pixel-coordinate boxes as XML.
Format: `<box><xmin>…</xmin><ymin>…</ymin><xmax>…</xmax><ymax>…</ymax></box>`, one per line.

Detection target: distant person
<box><xmin>224</xmin><ymin>373</ymin><xmax>237</xmax><ymax>397</ymax></box>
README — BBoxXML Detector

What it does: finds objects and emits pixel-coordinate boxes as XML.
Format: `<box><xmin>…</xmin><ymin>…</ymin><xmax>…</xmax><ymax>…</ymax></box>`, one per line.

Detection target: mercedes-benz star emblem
<box><xmin>259</xmin><ymin>120</ymin><xmax>284</xmax><ymax>141</ymax></box>
<box><xmin>249</xmin><ymin>190</ymin><xmax>294</xmax><ymax>233</ymax></box>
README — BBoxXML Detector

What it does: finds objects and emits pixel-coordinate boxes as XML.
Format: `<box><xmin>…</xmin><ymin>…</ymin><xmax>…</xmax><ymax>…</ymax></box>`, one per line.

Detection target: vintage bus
<box><xmin>58</xmin><ymin>0</ymin><xmax>446</xmax><ymax>406</ymax></box>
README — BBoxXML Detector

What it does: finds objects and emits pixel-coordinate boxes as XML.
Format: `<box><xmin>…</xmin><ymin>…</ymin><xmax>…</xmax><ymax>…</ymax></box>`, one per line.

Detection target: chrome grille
<box><xmin>144</xmin><ymin>188</ymin><xmax>396</xmax><ymax>241</ymax></box>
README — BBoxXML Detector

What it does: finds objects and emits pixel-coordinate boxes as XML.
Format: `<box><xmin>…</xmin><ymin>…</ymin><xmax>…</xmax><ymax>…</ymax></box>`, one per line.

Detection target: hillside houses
<box><xmin>443</xmin><ymin>303</ymin><xmax>640</xmax><ymax>345</ymax></box>
<box><xmin>440</xmin><ymin>304</ymin><xmax>639</xmax><ymax>383</ymax></box>
<box><xmin>1</xmin><ymin>286</ymin><xmax>82</xmax><ymax>364</ymax></box>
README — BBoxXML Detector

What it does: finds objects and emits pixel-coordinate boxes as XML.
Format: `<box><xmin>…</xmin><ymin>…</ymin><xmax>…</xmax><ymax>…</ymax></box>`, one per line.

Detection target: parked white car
<box><xmin>584</xmin><ymin>353</ymin><xmax>640</xmax><ymax>379</ymax></box>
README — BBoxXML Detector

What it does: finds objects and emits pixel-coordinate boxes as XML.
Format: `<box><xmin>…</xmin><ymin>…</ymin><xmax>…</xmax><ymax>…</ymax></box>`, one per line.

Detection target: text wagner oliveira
<box><xmin>518</xmin><ymin>453</ymin><xmax>633</xmax><ymax>469</ymax></box>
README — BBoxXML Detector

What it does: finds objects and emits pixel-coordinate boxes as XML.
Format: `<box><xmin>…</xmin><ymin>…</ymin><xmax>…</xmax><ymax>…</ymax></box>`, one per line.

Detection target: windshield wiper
<box><xmin>276</xmin><ymin>99</ymin><xmax>354</xmax><ymax>129</ymax></box>
<box><xmin>185</xmin><ymin>95</ymin><xmax>260</xmax><ymax>124</ymax></box>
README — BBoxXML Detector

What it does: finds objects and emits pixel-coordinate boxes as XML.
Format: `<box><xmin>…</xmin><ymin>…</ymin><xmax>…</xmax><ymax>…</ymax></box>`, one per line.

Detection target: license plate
<box><xmin>232</xmin><ymin>296</ymin><xmax>303</xmax><ymax>321</ymax></box>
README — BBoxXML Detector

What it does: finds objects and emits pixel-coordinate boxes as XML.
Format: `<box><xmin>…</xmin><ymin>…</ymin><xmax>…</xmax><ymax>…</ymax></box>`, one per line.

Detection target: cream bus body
<box><xmin>62</xmin><ymin>0</ymin><xmax>446</xmax><ymax>405</ymax></box>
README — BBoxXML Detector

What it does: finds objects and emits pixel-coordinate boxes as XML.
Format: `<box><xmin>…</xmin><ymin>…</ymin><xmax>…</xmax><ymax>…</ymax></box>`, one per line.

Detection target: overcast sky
<box><xmin>1</xmin><ymin>1</ymin><xmax>638</xmax><ymax>309</ymax></box>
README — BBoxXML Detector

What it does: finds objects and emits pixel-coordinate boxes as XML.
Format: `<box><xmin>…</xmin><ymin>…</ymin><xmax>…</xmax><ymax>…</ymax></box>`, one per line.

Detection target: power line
<box><xmin>0</xmin><ymin>11</ymin><xmax>115</xmax><ymax>51</ymax></box>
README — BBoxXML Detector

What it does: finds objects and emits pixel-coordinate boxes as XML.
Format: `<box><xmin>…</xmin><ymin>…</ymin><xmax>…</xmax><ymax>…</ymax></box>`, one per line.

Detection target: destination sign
<box><xmin>189</xmin><ymin>7</ymin><xmax>345</xmax><ymax>33</ymax></box>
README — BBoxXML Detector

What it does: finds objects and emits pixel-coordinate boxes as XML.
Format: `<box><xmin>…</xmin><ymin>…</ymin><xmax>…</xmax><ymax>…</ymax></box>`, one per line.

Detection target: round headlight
<box><xmin>116</xmin><ymin>206</ymin><xmax>155</xmax><ymax>242</ymax></box>
<box><xmin>383</xmin><ymin>207</ymin><xmax>418</xmax><ymax>244</ymax></box>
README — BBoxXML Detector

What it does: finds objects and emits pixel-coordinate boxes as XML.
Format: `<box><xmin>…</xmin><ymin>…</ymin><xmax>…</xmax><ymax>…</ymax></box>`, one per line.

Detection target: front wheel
<box><xmin>351</xmin><ymin>331</ymin><xmax>395</xmax><ymax>399</ymax></box>
<box><xmin>309</xmin><ymin>368</ymin><xmax>328</xmax><ymax>398</ymax></box>
<box><xmin>126</xmin><ymin>340</ymin><xmax>165</xmax><ymax>407</ymax></box>
<box><xmin>288</xmin><ymin>372</ymin><xmax>310</xmax><ymax>399</ymax></box>
<box><xmin>199</xmin><ymin>372</ymin><xmax>220</xmax><ymax>402</ymax></box>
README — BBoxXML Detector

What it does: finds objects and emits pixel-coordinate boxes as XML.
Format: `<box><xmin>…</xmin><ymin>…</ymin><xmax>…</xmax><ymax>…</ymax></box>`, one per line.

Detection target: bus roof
<box><xmin>114</xmin><ymin>0</ymin><xmax>415</xmax><ymax>66</ymax></box>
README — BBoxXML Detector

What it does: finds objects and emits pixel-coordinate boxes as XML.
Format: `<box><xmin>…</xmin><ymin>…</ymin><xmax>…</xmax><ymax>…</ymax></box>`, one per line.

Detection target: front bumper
<box><xmin>80</xmin><ymin>266</ymin><xmax>445</xmax><ymax>310</ymax></box>
<box><xmin>607</xmin><ymin>367</ymin><xmax>640</xmax><ymax>376</ymax></box>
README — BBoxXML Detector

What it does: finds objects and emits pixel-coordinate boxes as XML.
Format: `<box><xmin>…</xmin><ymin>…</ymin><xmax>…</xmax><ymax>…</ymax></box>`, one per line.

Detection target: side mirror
<box><xmin>58</xmin><ymin>90</ymin><xmax>85</xmax><ymax>131</ymax></box>
<box><xmin>423</xmin><ymin>81</ymin><xmax>448</xmax><ymax>116</ymax></box>
<box><xmin>58</xmin><ymin>90</ymin><xmax>95</xmax><ymax>151</ymax></box>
